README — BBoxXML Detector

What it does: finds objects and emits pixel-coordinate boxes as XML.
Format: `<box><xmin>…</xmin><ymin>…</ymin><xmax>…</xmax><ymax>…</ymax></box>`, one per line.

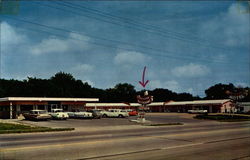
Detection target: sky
<box><xmin>0</xmin><ymin>1</ymin><xmax>249</xmax><ymax>97</ymax></box>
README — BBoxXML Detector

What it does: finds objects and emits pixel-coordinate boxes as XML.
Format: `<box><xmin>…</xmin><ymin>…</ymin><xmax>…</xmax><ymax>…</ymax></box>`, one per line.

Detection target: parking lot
<box><xmin>18</xmin><ymin>113</ymin><xmax>207</xmax><ymax>130</ymax></box>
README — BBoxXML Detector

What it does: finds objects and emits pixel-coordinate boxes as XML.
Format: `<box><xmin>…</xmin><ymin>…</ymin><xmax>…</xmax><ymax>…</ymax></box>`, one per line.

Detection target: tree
<box><xmin>0</xmin><ymin>79</ymin><xmax>26</xmax><ymax>97</ymax></box>
<box><xmin>205</xmin><ymin>83</ymin><xmax>235</xmax><ymax>99</ymax></box>
<box><xmin>175</xmin><ymin>93</ymin><xmax>195</xmax><ymax>101</ymax></box>
<box><xmin>24</xmin><ymin>77</ymin><xmax>53</xmax><ymax>97</ymax></box>
<box><xmin>150</xmin><ymin>88</ymin><xmax>176</xmax><ymax>102</ymax></box>
<box><xmin>50</xmin><ymin>72</ymin><xmax>92</xmax><ymax>97</ymax></box>
<box><xmin>105</xmin><ymin>83</ymin><xmax>136</xmax><ymax>102</ymax></box>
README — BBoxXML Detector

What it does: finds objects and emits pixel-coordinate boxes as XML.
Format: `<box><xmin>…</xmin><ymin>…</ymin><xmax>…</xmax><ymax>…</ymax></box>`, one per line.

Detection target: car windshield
<box><xmin>39</xmin><ymin>111</ymin><xmax>47</xmax><ymax>114</ymax></box>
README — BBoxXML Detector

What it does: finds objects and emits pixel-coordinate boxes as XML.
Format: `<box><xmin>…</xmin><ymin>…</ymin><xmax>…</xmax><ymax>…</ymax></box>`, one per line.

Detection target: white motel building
<box><xmin>0</xmin><ymin>97</ymin><xmax>240</xmax><ymax>119</ymax></box>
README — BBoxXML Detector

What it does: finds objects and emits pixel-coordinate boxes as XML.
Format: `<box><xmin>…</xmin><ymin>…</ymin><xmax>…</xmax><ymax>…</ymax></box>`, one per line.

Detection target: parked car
<box><xmin>49</xmin><ymin>109</ymin><xmax>69</xmax><ymax>120</ymax></box>
<box><xmin>23</xmin><ymin>110</ymin><xmax>51</xmax><ymax>121</ymax></box>
<box><xmin>67</xmin><ymin>110</ymin><xmax>93</xmax><ymax>119</ymax></box>
<box><xmin>101</xmin><ymin>109</ymin><xmax>129</xmax><ymax>118</ymax></box>
<box><xmin>188</xmin><ymin>110</ymin><xmax>208</xmax><ymax>114</ymax></box>
<box><xmin>128</xmin><ymin>110</ymin><xmax>138</xmax><ymax>116</ymax></box>
<box><xmin>87</xmin><ymin>110</ymin><xmax>102</xmax><ymax>119</ymax></box>
<box><xmin>121</xmin><ymin>109</ymin><xmax>138</xmax><ymax>116</ymax></box>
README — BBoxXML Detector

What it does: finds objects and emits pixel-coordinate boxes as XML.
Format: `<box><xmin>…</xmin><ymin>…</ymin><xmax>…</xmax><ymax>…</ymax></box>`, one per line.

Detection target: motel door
<box><xmin>48</xmin><ymin>101</ymin><xmax>61</xmax><ymax>112</ymax></box>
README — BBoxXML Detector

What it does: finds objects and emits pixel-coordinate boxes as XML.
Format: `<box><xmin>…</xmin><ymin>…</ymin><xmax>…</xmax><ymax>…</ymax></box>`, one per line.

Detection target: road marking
<box><xmin>79</xmin><ymin>139</ymin><xmax>250</xmax><ymax>160</ymax></box>
<box><xmin>161</xmin><ymin>142</ymin><xmax>204</xmax><ymax>150</ymax></box>
<box><xmin>80</xmin><ymin>148</ymin><xmax>161</xmax><ymax>160</ymax></box>
<box><xmin>204</xmin><ymin>136</ymin><xmax>250</xmax><ymax>144</ymax></box>
<box><xmin>231</xmin><ymin>155</ymin><xmax>250</xmax><ymax>160</ymax></box>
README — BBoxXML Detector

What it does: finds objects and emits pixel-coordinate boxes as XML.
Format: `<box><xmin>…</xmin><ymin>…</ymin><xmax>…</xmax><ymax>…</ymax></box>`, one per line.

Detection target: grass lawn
<box><xmin>0</xmin><ymin>122</ymin><xmax>74</xmax><ymax>134</ymax></box>
<box><xmin>194</xmin><ymin>114</ymin><xmax>250</xmax><ymax>122</ymax></box>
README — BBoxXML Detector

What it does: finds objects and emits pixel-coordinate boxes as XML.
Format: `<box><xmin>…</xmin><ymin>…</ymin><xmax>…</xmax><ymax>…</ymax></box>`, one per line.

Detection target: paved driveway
<box><xmin>144</xmin><ymin>113</ymin><xmax>203</xmax><ymax>124</ymax></box>
<box><xmin>17</xmin><ymin>113</ymin><xmax>209</xmax><ymax>130</ymax></box>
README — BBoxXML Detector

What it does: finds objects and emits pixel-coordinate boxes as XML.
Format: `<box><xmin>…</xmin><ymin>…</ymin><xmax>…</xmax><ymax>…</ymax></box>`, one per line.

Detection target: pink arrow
<box><xmin>139</xmin><ymin>66</ymin><xmax>149</xmax><ymax>88</ymax></box>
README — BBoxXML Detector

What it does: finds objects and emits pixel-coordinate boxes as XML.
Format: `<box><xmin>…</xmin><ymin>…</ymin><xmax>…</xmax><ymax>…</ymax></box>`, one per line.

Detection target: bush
<box><xmin>194</xmin><ymin>114</ymin><xmax>250</xmax><ymax>121</ymax></box>
<box><xmin>0</xmin><ymin>122</ymin><xmax>74</xmax><ymax>134</ymax></box>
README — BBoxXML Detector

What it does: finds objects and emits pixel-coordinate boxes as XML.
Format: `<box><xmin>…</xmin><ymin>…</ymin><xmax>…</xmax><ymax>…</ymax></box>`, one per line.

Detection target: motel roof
<box><xmin>0</xmin><ymin>97</ymin><xmax>99</xmax><ymax>102</ymax></box>
<box><xmin>86</xmin><ymin>103</ymin><xmax>129</xmax><ymax>107</ymax></box>
<box><xmin>164</xmin><ymin>99</ymin><xmax>231</xmax><ymax>106</ymax></box>
<box><xmin>0</xmin><ymin>97</ymin><xmax>231</xmax><ymax>106</ymax></box>
<box><xmin>86</xmin><ymin>102</ymin><xmax>165</xmax><ymax>107</ymax></box>
<box><xmin>85</xmin><ymin>100</ymin><xmax>231</xmax><ymax>107</ymax></box>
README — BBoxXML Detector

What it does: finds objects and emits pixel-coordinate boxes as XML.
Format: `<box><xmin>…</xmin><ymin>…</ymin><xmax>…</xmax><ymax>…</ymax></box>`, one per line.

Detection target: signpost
<box><xmin>226</xmin><ymin>88</ymin><xmax>248</xmax><ymax>113</ymax></box>
<box><xmin>137</xmin><ymin>91</ymin><xmax>153</xmax><ymax>122</ymax></box>
<box><xmin>137</xmin><ymin>66</ymin><xmax>153</xmax><ymax>123</ymax></box>
<box><xmin>226</xmin><ymin>89</ymin><xmax>248</xmax><ymax>101</ymax></box>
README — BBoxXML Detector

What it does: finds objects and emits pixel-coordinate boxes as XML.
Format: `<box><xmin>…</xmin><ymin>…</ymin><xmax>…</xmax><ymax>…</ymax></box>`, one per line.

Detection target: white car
<box><xmin>23</xmin><ymin>110</ymin><xmax>51</xmax><ymax>121</ymax></box>
<box><xmin>101</xmin><ymin>109</ymin><xmax>129</xmax><ymax>118</ymax></box>
<box><xmin>188</xmin><ymin>110</ymin><xmax>208</xmax><ymax>114</ymax></box>
<box><xmin>49</xmin><ymin>109</ymin><xmax>69</xmax><ymax>120</ymax></box>
<box><xmin>67</xmin><ymin>110</ymin><xmax>93</xmax><ymax>119</ymax></box>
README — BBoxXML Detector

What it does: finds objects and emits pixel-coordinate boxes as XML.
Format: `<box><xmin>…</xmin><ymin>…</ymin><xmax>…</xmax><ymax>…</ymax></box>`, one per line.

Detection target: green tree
<box><xmin>50</xmin><ymin>72</ymin><xmax>92</xmax><ymax>97</ymax></box>
<box><xmin>105</xmin><ymin>83</ymin><xmax>136</xmax><ymax>102</ymax></box>
<box><xmin>24</xmin><ymin>77</ymin><xmax>53</xmax><ymax>97</ymax></box>
<box><xmin>150</xmin><ymin>88</ymin><xmax>176</xmax><ymax>102</ymax></box>
<box><xmin>205</xmin><ymin>83</ymin><xmax>235</xmax><ymax>99</ymax></box>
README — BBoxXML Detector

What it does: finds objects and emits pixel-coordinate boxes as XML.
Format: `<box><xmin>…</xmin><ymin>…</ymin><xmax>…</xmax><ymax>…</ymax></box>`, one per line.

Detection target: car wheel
<box><xmin>118</xmin><ymin>114</ymin><xmax>123</xmax><ymax>118</ymax></box>
<box><xmin>102</xmin><ymin>114</ymin><xmax>107</xmax><ymax>118</ymax></box>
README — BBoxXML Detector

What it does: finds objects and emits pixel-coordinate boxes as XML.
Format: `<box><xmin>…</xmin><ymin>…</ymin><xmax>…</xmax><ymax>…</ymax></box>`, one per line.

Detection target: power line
<box><xmin>29</xmin><ymin>2</ymin><xmax>246</xmax><ymax>63</ymax></box>
<box><xmin>53</xmin><ymin>1</ymin><xmax>233</xmax><ymax>52</ymax></box>
<box><xmin>5</xmin><ymin>16</ymin><xmax>246</xmax><ymax>65</ymax></box>
<box><xmin>62</xmin><ymin>1</ymin><xmax>222</xmax><ymax>45</ymax></box>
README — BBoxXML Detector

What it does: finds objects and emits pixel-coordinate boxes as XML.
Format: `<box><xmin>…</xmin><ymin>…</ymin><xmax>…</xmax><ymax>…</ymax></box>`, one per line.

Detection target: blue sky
<box><xmin>1</xmin><ymin>1</ymin><xmax>249</xmax><ymax>97</ymax></box>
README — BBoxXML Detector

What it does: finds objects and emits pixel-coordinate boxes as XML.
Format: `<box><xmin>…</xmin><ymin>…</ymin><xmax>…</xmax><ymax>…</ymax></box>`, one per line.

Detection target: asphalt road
<box><xmin>1</xmin><ymin>113</ymin><xmax>250</xmax><ymax>160</ymax></box>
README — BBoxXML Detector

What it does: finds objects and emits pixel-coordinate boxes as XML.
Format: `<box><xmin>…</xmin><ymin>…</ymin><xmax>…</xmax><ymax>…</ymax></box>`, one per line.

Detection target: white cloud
<box><xmin>1</xmin><ymin>22</ymin><xmax>28</xmax><ymax>51</ymax></box>
<box><xmin>30</xmin><ymin>33</ymin><xmax>90</xmax><ymax>55</ymax></box>
<box><xmin>235</xmin><ymin>82</ymin><xmax>249</xmax><ymax>88</ymax></box>
<box><xmin>30</xmin><ymin>38</ymin><xmax>69</xmax><ymax>55</ymax></box>
<box><xmin>66</xmin><ymin>64</ymin><xmax>95</xmax><ymax>87</ymax></box>
<box><xmin>149</xmin><ymin>80</ymin><xmax>163</xmax><ymax>89</ymax></box>
<box><xmin>149</xmin><ymin>80</ymin><xmax>181</xmax><ymax>92</ymax></box>
<box><xmin>114</xmin><ymin>51</ymin><xmax>150</xmax><ymax>66</ymax></box>
<box><xmin>187</xmin><ymin>88</ymin><xmax>195</xmax><ymax>95</ymax></box>
<box><xmin>1</xmin><ymin>22</ymin><xmax>90</xmax><ymax>56</ymax></box>
<box><xmin>164</xmin><ymin>80</ymin><xmax>180</xmax><ymax>92</ymax></box>
<box><xmin>199</xmin><ymin>3</ymin><xmax>249</xmax><ymax>47</ymax></box>
<box><xmin>70</xmin><ymin>64</ymin><xmax>94</xmax><ymax>73</ymax></box>
<box><xmin>149</xmin><ymin>79</ymin><xmax>200</xmax><ymax>95</ymax></box>
<box><xmin>172</xmin><ymin>63</ymin><xmax>210</xmax><ymax>77</ymax></box>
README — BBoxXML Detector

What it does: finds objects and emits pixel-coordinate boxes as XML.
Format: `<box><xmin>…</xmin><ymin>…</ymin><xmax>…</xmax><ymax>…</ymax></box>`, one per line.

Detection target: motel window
<box><xmin>0</xmin><ymin>106</ymin><xmax>10</xmax><ymax>111</ymax></box>
<box><xmin>38</xmin><ymin>105</ymin><xmax>45</xmax><ymax>110</ymax></box>
<box><xmin>20</xmin><ymin>105</ymin><xmax>33</xmax><ymax>112</ymax></box>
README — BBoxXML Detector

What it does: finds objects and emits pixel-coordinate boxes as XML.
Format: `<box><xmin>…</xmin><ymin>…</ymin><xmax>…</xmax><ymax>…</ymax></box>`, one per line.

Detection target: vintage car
<box><xmin>128</xmin><ymin>110</ymin><xmax>138</xmax><ymax>116</ymax></box>
<box><xmin>23</xmin><ymin>110</ymin><xmax>51</xmax><ymax>121</ymax></box>
<box><xmin>67</xmin><ymin>110</ymin><xmax>93</xmax><ymax>119</ymax></box>
<box><xmin>101</xmin><ymin>109</ymin><xmax>129</xmax><ymax>118</ymax></box>
<box><xmin>87</xmin><ymin>109</ymin><xmax>102</xmax><ymax>119</ymax></box>
<box><xmin>188</xmin><ymin>110</ymin><xmax>208</xmax><ymax>114</ymax></box>
<box><xmin>121</xmin><ymin>109</ymin><xmax>138</xmax><ymax>116</ymax></box>
<box><xmin>49</xmin><ymin>109</ymin><xmax>69</xmax><ymax>120</ymax></box>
